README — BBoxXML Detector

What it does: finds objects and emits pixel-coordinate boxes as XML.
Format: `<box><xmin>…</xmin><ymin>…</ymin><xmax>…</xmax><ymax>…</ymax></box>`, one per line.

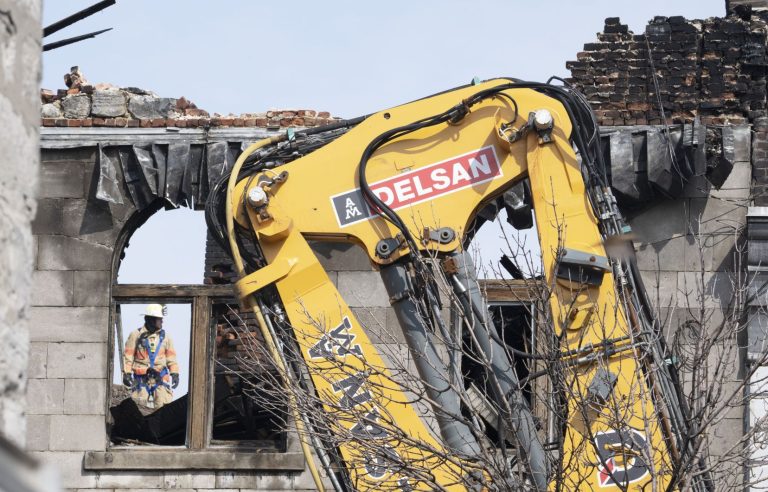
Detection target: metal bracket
<box><xmin>235</xmin><ymin>257</ymin><xmax>298</xmax><ymax>300</ymax></box>
<box><xmin>587</xmin><ymin>368</ymin><xmax>618</xmax><ymax>407</ymax></box>
<box><xmin>423</xmin><ymin>227</ymin><xmax>456</xmax><ymax>245</ymax></box>
<box><xmin>556</xmin><ymin>248</ymin><xmax>611</xmax><ymax>286</ymax></box>
<box><xmin>375</xmin><ymin>237</ymin><xmax>403</xmax><ymax>259</ymax></box>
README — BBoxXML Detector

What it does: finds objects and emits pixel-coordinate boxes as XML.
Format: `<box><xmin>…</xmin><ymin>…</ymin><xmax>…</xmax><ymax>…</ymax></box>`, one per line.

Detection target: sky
<box><xmin>42</xmin><ymin>1</ymin><xmax>726</xmax><ymax>118</ymax></box>
<box><xmin>41</xmin><ymin>0</ymin><xmax>727</xmax><ymax>401</ymax></box>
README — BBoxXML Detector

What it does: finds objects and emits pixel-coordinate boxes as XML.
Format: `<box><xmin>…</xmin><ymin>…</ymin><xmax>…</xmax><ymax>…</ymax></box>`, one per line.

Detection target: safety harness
<box><xmin>133</xmin><ymin>329</ymin><xmax>170</xmax><ymax>400</ymax></box>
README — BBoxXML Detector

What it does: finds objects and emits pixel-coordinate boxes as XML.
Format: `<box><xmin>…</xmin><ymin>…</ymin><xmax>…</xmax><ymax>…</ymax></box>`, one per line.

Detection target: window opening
<box><xmin>117</xmin><ymin>207</ymin><xmax>207</xmax><ymax>285</ymax></box>
<box><xmin>210</xmin><ymin>303</ymin><xmax>287</xmax><ymax>450</ymax></box>
<box><xmin>110</xmin><ymin>302</ymin><xmax>191</xmax><ymax>446</ymax></box>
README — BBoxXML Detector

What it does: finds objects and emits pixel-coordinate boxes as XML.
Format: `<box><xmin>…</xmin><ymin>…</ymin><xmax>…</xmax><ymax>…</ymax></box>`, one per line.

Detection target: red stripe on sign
<box><xmin>369</xmin><ymin>147</ymin><xmax>501</xmax><ymax>210</ymax></box>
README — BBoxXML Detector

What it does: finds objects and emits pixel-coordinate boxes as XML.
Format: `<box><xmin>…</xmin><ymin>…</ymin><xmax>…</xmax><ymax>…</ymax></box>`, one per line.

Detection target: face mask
<box><xmin>145</xmin><ymin>317</ymin><xmax>161</xmax><ymax>333</ymax></box>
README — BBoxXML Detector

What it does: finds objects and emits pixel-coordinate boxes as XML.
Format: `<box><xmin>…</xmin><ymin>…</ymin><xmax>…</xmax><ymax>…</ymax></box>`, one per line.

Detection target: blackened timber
<box><xmin>112</xmin><ymin>284</ymin><xmax>234</xmax><ymax>299</ymax></box>
<box><xmin>43</xmin><ymin>0</ymin><xmax>115</xmax><ymax>37</ymax></box>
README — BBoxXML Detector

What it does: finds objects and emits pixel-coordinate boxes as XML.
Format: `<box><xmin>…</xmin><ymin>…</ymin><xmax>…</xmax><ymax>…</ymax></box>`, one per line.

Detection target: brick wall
<box><xmin>567</xmin><ymin>13</ymin><xmax>767</xmax><ymax>126</ymax></box>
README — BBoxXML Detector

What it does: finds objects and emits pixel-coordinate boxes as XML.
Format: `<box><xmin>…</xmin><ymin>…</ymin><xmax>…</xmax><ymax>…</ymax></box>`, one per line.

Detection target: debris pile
<box><xmin>41</xmin><ymin>66</ymin><xmax>338</xmax><ymax>128</ymax></box>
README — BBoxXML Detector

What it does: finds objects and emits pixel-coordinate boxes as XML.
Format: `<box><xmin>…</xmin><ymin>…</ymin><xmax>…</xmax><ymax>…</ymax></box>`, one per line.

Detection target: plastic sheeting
<box><xmin>600</xmin><ymin>122</ymin><xmax>745</xmax><ymax>208</ymax></box>
<box><xmin>95</xmin><ymin>142</ymin><xmax>241</xmax><ymax>212</ymax></box>
<box><xmin>96</xmin><ymin>145</ymin><xmax>125</xmax><ymax>205</ymax></box>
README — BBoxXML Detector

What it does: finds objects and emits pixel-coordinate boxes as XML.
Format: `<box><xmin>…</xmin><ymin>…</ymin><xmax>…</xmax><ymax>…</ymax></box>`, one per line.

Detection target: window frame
<box><xmin>90</xmin><ymin>283</ymin><xmax>305</xmax><ymax>471</ymax></box>
<box><xmin>109</xmin><ymin>284</ymin><xmax>233</xmax><ymax>449</ymax></box>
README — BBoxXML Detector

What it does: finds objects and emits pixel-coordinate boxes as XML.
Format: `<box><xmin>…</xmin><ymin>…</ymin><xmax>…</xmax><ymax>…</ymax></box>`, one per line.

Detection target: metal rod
<box><xmin>43</xmin><ymin>28</ymin><xmax>112</xmax><ymax>52</ymax></box>
<box><xmin>380</xmin><ymin>260</ymin><xmax>481</xmax><ymax>457</ymax></box>
<box><xmin>447</xmin><ymin>251</ymin><xmax>548</xmax><ymax>491</ymax></box>
<box><xmin>43</xmin><ymin>0</ymin><xmax>116</xmax><ymax>37</ymax></box>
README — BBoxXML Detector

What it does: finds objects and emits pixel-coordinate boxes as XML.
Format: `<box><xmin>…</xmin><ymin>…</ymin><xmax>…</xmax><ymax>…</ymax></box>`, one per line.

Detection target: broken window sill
<box><xmin>84</xmin><ymin>449</ymin><xmax>306</xmax><ymax>471</ymax></box>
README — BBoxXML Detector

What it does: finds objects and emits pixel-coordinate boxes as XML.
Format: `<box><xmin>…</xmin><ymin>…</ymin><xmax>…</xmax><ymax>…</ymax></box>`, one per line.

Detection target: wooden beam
<box><xmin>84</xmin><ymin>450</ymin><xmax>305</xmax><ymax>471</ymax></box>
<box><xmin>480</xmin><ymin>279</ymin><xmax>543</xmax><ymax>303</ymax></box>
<box><xmin>113</xmin><ymin>284</ymin><xmax>235</xmax><ymax>300</ymax></box>
<box><xmin>188</xmin><ymin>296</ymin><xmax>212</xmax><ymax>449</ymax></box>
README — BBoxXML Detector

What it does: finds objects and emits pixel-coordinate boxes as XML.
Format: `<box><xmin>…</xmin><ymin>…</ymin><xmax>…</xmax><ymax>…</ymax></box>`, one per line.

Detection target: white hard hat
<box><xmin>144</xmin><ymin>304</ymin><xmax>165</xmax><ymax>318</ymax></box>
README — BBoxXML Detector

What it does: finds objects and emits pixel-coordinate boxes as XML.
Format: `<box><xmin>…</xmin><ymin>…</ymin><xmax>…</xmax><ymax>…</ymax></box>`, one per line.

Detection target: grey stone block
<box><xmin>64</xmin><ymin>379</ymin><xmax>106</xmax><ymax>415</ymax></box>
<box><xmin>74</xmin><ymin>271</ymin><xmax>111</xmax><ymax>307</ymax></box>
<box><xmin>707</xmin><ymin>232</ymin><xmax>744</xmax><ymax>272</ymax></box>
<box><xmin>215</xmin><ymin>472</ymin><xmax>259</xmax><ymax>488</ymax></box>
<box><xmin>638</xmin><ymin>271</ymin><xmax>677</xmax><ymax>308</ymax></box>
<box><xmin>353</xmin><ymin>306</ymin><xmax>405</xmax><ymax>344</ymax></box>
<box><xmin>46</xmin><ymin>197</ymin><xmax>117</xmax><ymax>247</ymax></box>
<box><xmin>215</xmin><ymin>471</ymin><xmax>299</xmax><ymax>489</ymax></box>
<box><xmin>337</xmin><ymin>271</ymin><xmax>390</xmax><ymax>307</ymax></box>
<box><xmin>28</xmin><ymin>342</ymin><xmax>47</xmax><ymax>378</ymax></box>
<box><xmin>98</xmin><ymin>470</ymin><xmax>163</xmax><ymax>488</ymax></box>
<box><xmin>32</xmin><ymin>198</ymin><xmax>80</xmax><ymax>236</ymax></box>
<box><xmin>677</xmin><ymin>272</ymin><xmax>734</xmax><ymax>310</ymax></box>
<box><xmin>629</xmin><ymin>199</ymin><xmax>688</xmax><ymax>244</ymax></box>
<box><xmin>61</xmin><ymin>94</ymin><xmax>91</xmax><ymax>119</ymax></box>
<box><xmin>681</xmin><ymin>234</ymin><xmax>714</xmax><ymax>273</ymax></box>
<box><xmin>41</xmin><ymin>148</ymin><xmax>97</xmax><ymax>164</ymax></box>
<box><xmin>41</xmin><ymin>103</ymin><xmax>61</xmax><ymax>118</ymax></box>
<box><xmin>40</xmin><ymin>161</ymin><xmax>84</xmax><ymax>198</ymax></box>
<box><xmin>30</xmin><ymin>451</ymin><xmax>98</xmax><ymax>488</ymax></box>
<box><xmin>128</xmin><ymin>95</ymin><xmax>176</xmax><ymax>119</ymax></box>
<box><xmin>723</xmin><ymin>125</ymin><xmax>751</xmax><ymax>163</ymax></box>
<box><xmin>711</xmin><ymin>161</ymin><xmax>751</xmax><ymax>199</ymax></box>
<box><xmin>709</xmin><ymin>417</ymin><xmax>743</xmax><ymax>457</ymax></box>
<box><xmin>47</xmin><ymin>343</ymin><xmax>107</xmax><ymax>378</ymax></box>
<box><xmin>37</xmin><ymin>235</ymin><xmax>112</xmax><ymax>271</ymax></box>
<box><xmin>29</xmin><ymin>307</ymin><xmax>109</xmax><ymax>342</ymax></box>
<box><xmin>27</xmin><ymin>378</ymin><xmax>64</xmax><ymax>414</ymax></box>
<box><xmin>681</xmin><ymin>174</ymin><xmax>711</xmax><ymax>199</ymax></box>
<box><xmin>26</xmin><ymin>415</ymin><xmax>50</xmax><ymax>451</ymax></box>
<box><xmin>91</xmin><ymin>90</ymin><xmax>127</xmax><ymax>118</ymax></box>
<box><xmin>31</xmin><ymin>270</ymin><xmax>73</xmax><ymax>306</ymax></box>
<box><xmin>634</xmin><ymin>237</ymin><xmax>686</xmax><ymax>272</ymax></box>
<box><xmin>49</xmin><ymin>414</ymin><xmax>106</xmax><ymax>451</ymax></box>
<box><xmin>163</xmin><ymin>471</ymin><xmax>216</xmax><ymax>489</ymax></box>
<box><xmin>689</xmin><ymin>197</ymin><xmax>746</xmax><ymax>236</ymax></box>
<box><xmin>309</xmin><ymin>241</ymin><xmax>374</xmax><ymax>271</ymax></box>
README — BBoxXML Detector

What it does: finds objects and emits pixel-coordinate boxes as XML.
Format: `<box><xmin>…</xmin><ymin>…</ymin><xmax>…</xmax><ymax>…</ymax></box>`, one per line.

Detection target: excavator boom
<box><xmin>212</xmin><ymin>79</ymin><xmax>700</xmax><ymax>491</ymax></box>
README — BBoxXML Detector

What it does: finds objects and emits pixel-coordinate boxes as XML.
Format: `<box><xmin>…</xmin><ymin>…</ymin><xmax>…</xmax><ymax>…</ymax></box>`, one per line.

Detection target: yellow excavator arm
<box><xmin>211</xmin><ymin>78</ymin><xmax>703</xmax><ymax>491</ymax></box>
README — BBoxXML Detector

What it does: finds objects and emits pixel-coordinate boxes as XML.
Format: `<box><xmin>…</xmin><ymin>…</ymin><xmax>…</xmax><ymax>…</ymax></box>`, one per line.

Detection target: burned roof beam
<box><xmin>43</xmin><ymin>28</ymin><xmax>113</xmax><ymax>52</ymax></box>
<box><xmin>43</xmin><ymin>0</ymin><xmax>115</xmax><ymax>37</ymax></box>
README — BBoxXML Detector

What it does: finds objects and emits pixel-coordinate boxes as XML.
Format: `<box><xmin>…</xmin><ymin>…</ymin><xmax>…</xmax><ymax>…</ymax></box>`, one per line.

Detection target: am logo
<box><xmin>594</xmin><ymin>428</ymin><xmax>651</xmax><ymax>488</ymax></box>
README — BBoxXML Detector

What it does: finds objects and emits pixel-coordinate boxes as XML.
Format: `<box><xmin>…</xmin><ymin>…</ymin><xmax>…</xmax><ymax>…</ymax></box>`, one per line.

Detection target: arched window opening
<box><xmin>109</xmin><ymin>206</ymin><xmax>286</xmax><ymax>451</ymax></box>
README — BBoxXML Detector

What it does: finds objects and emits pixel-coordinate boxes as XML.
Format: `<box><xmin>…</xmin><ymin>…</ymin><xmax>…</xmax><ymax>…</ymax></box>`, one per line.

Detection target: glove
<box><xmin>122</xmin><ymin>373</ymin><xmax>133</xmax><ymax>388</ymax></box>
<box><xmin>171</xmin><ymin>373</ymin><xmax>179</xmax><ymax>389</ymax></box>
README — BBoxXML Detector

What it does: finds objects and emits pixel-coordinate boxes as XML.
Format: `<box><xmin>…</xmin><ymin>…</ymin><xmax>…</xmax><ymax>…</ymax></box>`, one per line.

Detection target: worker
<box><xmin>122</xmin><ymin>304</ymin><xmax>180</xmax><ymax>409</ymax></box>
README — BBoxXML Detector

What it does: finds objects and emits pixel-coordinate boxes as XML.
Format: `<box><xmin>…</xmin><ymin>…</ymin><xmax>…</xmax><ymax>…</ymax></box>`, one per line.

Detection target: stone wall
<box><xmin>0</xmin><ymin>0</ymin><xmax>41</xmax><ymax>447</ymax></box>
<box><xmin>30</xmin><ymin>134</ymin><xmax>327</xmax><ymax>490</ymax></box>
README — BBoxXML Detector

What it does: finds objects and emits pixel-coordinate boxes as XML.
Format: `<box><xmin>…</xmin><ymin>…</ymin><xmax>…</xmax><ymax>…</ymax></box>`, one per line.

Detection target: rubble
<box><xmin>41</xmin><ymin>67</ymin><xmax>339</xmax><ymax>129</ymax></box>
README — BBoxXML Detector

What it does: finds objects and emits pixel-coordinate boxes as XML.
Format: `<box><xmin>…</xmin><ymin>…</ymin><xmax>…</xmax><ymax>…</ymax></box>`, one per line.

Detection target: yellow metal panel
<box><xmin>232</xmin><ymin>79</ymin><xmax>674</xmax><ymax>490</ymax></box>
